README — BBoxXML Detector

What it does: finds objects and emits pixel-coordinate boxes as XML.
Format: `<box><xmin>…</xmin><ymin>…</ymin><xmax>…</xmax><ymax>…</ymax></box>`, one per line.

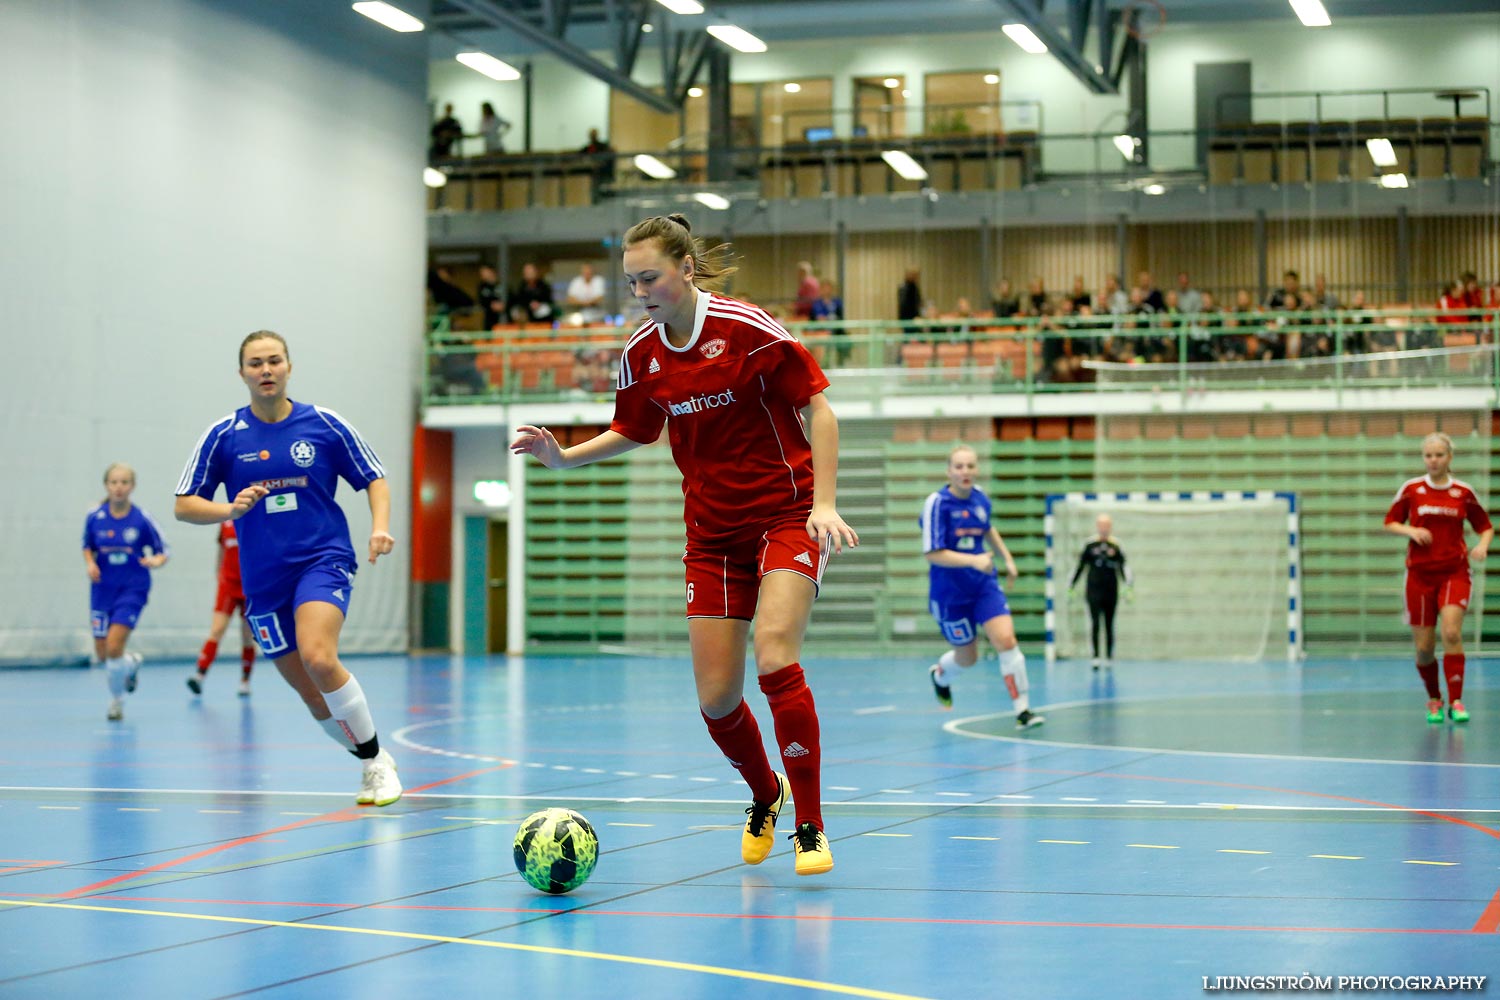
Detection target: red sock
<box><xmin>241</xmin><ymin>645</ymin><xmax>256</xmax><ymax>679</ymax></box>
<box><xmin>1443</xmin><ymin>653</ymin><xmax>1465</xmax><ymax>702</ymax></box>
<box><xmin>1416</xmin><ymin>659</ymin><xmax>1441</xmax><ymax>700</ymax></box>
<box><xmin>197</xmin><ymin>639</ymin><xmax>219</xmax><ymax>673</ymax></box>
<box><xmin>701</xmin><ymin>700</ymin><xmax>778</xmax><ymax>802</ymax></box>
<box><xmin>758</xmin><ymin>663</ymin><xmax>823</xmax><ymax>831</ymax></box>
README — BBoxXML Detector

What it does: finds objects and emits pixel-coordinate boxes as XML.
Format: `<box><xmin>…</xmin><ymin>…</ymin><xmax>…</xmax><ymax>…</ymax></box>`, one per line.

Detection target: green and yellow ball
<box><xmin>513</xmin><ymin>807</ymin><xmax>599</xmax><ymax>894</ymax></box>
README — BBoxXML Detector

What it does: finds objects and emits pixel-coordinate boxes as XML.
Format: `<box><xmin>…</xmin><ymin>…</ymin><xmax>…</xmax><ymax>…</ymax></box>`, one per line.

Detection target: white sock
<box><xmin>998</xmin><ymin>646</ymin><xmax>1030</xmax><ymax>714</ymax></box>
<box><xmin>317</xmin><ymin>715</ymin><xmax>359</xmax><ymax>752</ymax></box>
<box><xmin>105</xmin><ymin>657</ymin><xmax>128</xmax><ymax>698</ymax></box>
<box><xmin>935</xmin><ymin>650</ymin><xmax>963</xmax><ymax>684</ymax></box>
<box><xmin>322</xmin><ymin>675</ymin><xmax>377</xmax><ymax>746</ymax></box>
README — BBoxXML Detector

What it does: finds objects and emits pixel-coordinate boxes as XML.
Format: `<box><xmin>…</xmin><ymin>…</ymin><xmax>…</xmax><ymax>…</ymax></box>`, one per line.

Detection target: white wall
<box><xmin>0</xmin><ymin>0</ymin><xmax>429</xmax><ymax>660</ymax></box>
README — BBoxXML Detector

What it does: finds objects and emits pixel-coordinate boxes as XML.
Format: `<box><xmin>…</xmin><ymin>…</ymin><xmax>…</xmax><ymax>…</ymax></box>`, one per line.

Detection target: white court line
<box><xmin>853</xmin><ymin>706</ymin><xmax>895</xmax><ymax>715</ymax></box>
<box><xmin>944</xmin><ymin>698</ymin><xmax>1500</xmax><ymax>768</ymax></box>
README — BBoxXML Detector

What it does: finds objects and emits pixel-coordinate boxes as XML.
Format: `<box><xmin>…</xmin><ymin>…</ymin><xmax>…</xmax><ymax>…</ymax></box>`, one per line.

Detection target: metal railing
<box><xmin>423</xmin><ymin>308</ymin><xmax>1500</xmax><ymax>409</ymax></box>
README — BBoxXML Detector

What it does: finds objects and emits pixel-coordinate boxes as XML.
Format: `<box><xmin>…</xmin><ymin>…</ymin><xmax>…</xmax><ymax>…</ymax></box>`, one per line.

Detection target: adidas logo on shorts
<box><xmin>793</xmin><ymin>551</ymin><xmax>813</xmax><ymax>567</ymax></box>
<box><xmin>782</xmin><ymin>741</ymin><xmax>810</xmax><ymax>757</ymax></box>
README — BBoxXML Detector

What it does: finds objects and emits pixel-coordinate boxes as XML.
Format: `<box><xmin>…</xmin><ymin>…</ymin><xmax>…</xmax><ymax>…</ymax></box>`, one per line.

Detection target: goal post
<box><xmin>1044</xmin><ymin>491</ymin><xmax>1302</xmax><ymax>664</ymax></box>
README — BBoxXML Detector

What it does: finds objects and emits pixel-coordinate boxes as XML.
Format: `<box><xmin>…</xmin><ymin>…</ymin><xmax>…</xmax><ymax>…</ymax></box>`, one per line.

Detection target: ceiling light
<box><xmin>688</xmin><ymin>86</ymin><xmax>703</xmax><ymax>97</ymax></box>
<box><xmin>1143</xmin><ymin>183</ymin><xmax>1165</xmax><ymax>195</ymax></box>
<box><xmin>883</xmin><ymin>78</ymin><xmax>900</xmax><ymax>89</ymax></box>
<box><xmin>784</xmin><ymin>82</ymin><xmax>801</xmax><ymax>93</ymax></box>
<box><xmin>351</xmin><ymin>2</ymin><xmax>423</xmax><ymax>32</ymax></box>
<box><xmin>653</xmin><ymin>0</ymin><xmax>704</xmax><ymax>13</ymax></box>
<box><xmin>706</xmin><ymin>25</ymin><xmax>767</xmax><ymax>53</ymax></box>
<box><xmin>1112</xmin><ymin>134</ymin><xmax>1139</xmax><ymax>160</ymax></box>
<box><xmin>900</xmin><ymin>89</ymin><xmax>911</xmax><ymax>98</ymax></box>
<box><xmin>880</xmin><ymin>149</ymin><xmax>928</xmax><ymax>181</ymax></box>
<box><xmin>634</xmin><ymin>154</ymin><xmax>677</xmax><ymax>179</ymax></box>
<box><xmin>423</xmin><ymin>167</ymin><xmax>448</xmax><ymax>188</ymax></box>
<box><xmin>984</xmin><ymin>73</ymin><xmax>1000</xmax><ymax>85</ymax></box>
<box><xmin>1002</xmin><ymin>23</ymin><xmax>1048</xmax><ymax>54</ymax></box>
<box><xmin>1288</xmin><ymin>0</ymin><xmax>1331</xmax><ymax>27</ymax></box>
<box><xmin>641</xmin><ymin>22</ymin><xmax>654</xmax><ymax>32</ymax></box>
<box><xmin>1366</xmin><ymin>137</ymin><xmax>1397</xmax><ymax>167</ymax></box>
<box><xmin>456</xmin><ymin>52</ymin><xmax>521</xmax><ymax>81</ymax></box>
<box><xmin>693</xmin><ymin>192</ymin><xmax>730</xmax><ymax>210</ymax></box>
<box><xmin>1379</xmin><ymin>173</ymin><xmax>1409</xmax><ymax>189</ymax></box>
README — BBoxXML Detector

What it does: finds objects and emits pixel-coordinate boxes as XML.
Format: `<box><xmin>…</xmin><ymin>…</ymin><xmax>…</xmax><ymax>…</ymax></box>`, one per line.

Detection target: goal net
<box><xmin>1044</xmin><ymin>491</ymin><xmax>1301</xmax><ymax>663</ymax></box>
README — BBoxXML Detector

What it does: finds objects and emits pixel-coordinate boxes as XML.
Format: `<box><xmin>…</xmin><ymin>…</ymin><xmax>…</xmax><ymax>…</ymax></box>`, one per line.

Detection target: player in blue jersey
<box><xmin>84</xmin><ymin>462</ymin><xmax>170</xmax><ymax>721</ymax></box>
<box><xmin>174</xmin><ymin>331</ymin><xmax>402</xmax><ymax>806</ymax></box>
<box><xmin>919</xmin><ymin>445</ymin><xmax>1044</xmax><ymax>729</ymax></box>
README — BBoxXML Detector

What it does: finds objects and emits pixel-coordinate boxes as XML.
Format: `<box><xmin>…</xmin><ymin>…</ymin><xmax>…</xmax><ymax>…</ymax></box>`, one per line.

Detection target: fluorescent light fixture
<box><xmin>352</xmin><ymin>1</ymin><xmax>423</xmax><ymax>32</ymax></box>
<box><xmin>984</xmin><ymin>73</ymin><xmax>1000</xmax><ymax>85</ymax></box>
<box><xmin>883</xmin><ymin>77</ymin><xmax>900</xmax><ymax>89</ymax></box>
<box><xmin>706</xmin><ymin>24</ymin><xmax>766</xmax><ymax>53</ymax></box>
<box><xmin>1112</xmin><ymin>134</ymin><xmax>1139</xmax><ymax>160</ymax></box>
<box><xmin>1379</xmin><ymin>172</ymin><xmax>1409</xmax><ymax>189</ymax></box>
<box><xmin>1366</xmin><ymin>137</ymin><xmax>1397</xmax><ymax>167</ymax></box>
<box><xmin>423</xmin><ymin>167</ymin><xmax>448</xmax><ymax>188</ymax></box>
<box><xmin>633</xmin><ymin>153</ymin><xmax>677</xmax><ymax>179</ymax></box>
<box><xmin>1288</xmin><ymin>0</ymin><xmax>1331</xmax><ymax>27</ymax></box>
<box><xmin>693</xmin><ymin>192</ymin><xmax>730</xmax><ymax>210</ymax></box>
<box><xmin>784</xmin><ymin>82</ymin><xmax>802</xmax><ymax>93</ymax></box>
<box><xmin>880</xmin><ymin>149</ymin><xmax>928</xmax><ymax>181</ymax></box>
<box><xmin>641</xmin><ymin>22</ymin><xmax>654</xmax><ymax>32</ymax></box>
<box><xmin>653</xmin><ymin>0</ymin><xmax>705</xmax><ymax>12</ymax></box>
<box><xmin>473</xmin><ymin>480</ymin><xmax>511</xmax><ymax>508</ymax></box>
<box><xmin>687</xmin><ymin>86</ymin><xmax>703</xmax><ymax>97</ymax></box>
<box><xmin>1143</xmin><ymin>182</ymin><xmax>1166</xmax><ymax>195</ymax></box>
<box><xmin>901</xmin><ymin>89</ymin><xmax>911</xmax><ymax>98</ymax></box>
<box><xmin>456</xmin><ymin>52</ymin><xmax>520</xmax><ymax>81</ymax></box>
<box><xmin>1002</xmin><ymin>23</ymin><xmax>1048</xmax><ymax>54</ymax></box>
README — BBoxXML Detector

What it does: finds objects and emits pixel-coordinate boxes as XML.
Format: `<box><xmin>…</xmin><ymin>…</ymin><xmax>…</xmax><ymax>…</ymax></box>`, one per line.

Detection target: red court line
<box><xmin>57</xmin><ymin>761</ymin><xmax>516</xmax><ymax>898</ymax></box>
<box><xmin>1473</xmin><ymin>886</ymin><xmax>1500</xmax><ymax>934</ymax></box>
<box><xmin>23</xmin><ymin>893</ymin><xmax>1482</xmax><ymax>936</ymax></box>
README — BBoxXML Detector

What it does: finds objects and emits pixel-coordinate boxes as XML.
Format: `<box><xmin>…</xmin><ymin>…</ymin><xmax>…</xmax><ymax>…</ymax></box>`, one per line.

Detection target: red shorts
<box><xmin>214</xmin><ymin>577</ymin><xmax>247</xmax><ymax>616</ymax></box>
<box><xmin>1403</xmin><ymin>563</ymin><xmax>1471</xmax><ymax>627</ymax></box>
<box><xmin>683</xmin><ymin>520</ymin><xmax>829</xmax><ymax>619</ymax></box>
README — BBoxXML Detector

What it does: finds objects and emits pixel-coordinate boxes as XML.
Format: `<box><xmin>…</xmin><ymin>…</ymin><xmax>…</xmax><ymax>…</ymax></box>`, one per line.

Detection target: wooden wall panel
<box><xmin>1265</xmin><ymin>216</ymin><xmax>1400</xmax><ymax>304</ymax></box>
<box><xmin>993</xmin><ymin>225</ymin><xmax>1116</xmax><ymax>306</ymax></box>
<box><xmin>1130</xmin><ymin>221</ymin><xmax>1258</xmax><ymax>301</ymax></box>
<box><xmin>1410</xmin><ymin>214</ymin><xmax>1500</xmax><ymax>303</ymax></box>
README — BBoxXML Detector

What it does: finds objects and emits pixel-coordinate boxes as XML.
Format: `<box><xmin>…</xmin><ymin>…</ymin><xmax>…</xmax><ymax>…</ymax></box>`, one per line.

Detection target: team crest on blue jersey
<box><xmin>700</xmin><ymin>338</ymin><xmax>727</xmax><ymax>359</ymax></box>
<box><xmin>290</xmin><ymin>440</ymin><xmax>316</xmax><ymax>468</ymax></box>
<box><xmin>124</xmin><ymin>527</ymin><xmax>139</xmax><ymax>543</ymax></box>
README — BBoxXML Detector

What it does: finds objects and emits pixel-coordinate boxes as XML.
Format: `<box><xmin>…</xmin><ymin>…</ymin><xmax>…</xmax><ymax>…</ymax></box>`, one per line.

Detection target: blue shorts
<box><xmin>929</xmin><ymin>579</ymin><xmax>1010</xmax><ymax>646</ymax></box>
<box><xmin>244</xmin><ymin>562</ymin><xmax>355</xmax><ymax>659</ymax></box>
<box><xmin>90</xmin><ymin>586</ymin><xmax>149</xmax><ymax>638</ymax></box>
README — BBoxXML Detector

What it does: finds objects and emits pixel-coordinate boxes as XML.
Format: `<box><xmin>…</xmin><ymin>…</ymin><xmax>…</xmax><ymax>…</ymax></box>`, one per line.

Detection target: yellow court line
<box><xmin>951</xmin><ymin>836</ymin><xmax>999</xmax><ymax>841</ymax></box>
<box><xmin>1127</xmin><ymin>844</ymin><xmax>1180</xmax><ymax>850</ymax></box>
<box><xmin>1218</xmin><ymin>850</ymin><xmax>1272</xmax><ymax>855</ymax></box>
<box><xmin>1038</xmin><ymin>840</ymin><xmax>1089</xmax><ymax>845</ymax></box>
<box><xmin>1310</xmin><ymin>855</ymin><xmax>1363</xmax><ymax>860</ymax></box>
<box><xmin>1403</xmin><ymin>860</ymin><xmax>1459</xmax><ymax>866</ymax></box>
<box><xmin>0</xmin><ymin>898</ymin><xmax>932</xmax><ymax>1000</ymax></box>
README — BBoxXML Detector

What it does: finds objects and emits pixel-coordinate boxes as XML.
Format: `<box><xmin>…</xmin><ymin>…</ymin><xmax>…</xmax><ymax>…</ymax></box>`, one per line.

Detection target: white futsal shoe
<box><xmin>357</xmin><ymin>748</ymin><xmax>402</xmax><ymax>806</ymax></box>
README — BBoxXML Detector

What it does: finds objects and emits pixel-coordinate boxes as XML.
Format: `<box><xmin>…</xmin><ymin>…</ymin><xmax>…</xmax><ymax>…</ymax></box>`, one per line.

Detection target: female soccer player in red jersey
<box><xmin>1383</xmin><ymin>432</ymin><xmax>1491</xmax><ymax>724</ymax></box>
<box><xmin>511</xmin><ymin>214</ymin><xmax>857</xmax><ymax>875</ymax></box>
<box><xmin>186</xmin><ymin>520</ymin><xmax>257</xmax><ymax>697</ymax></box>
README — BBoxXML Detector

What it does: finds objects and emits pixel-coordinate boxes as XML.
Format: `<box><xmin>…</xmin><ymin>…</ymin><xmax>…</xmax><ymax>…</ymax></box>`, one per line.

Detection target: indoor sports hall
<box><xmin>3</xmin><ymin>2</ymin><xmax>1498</xmax><ymax>998</ymax></box>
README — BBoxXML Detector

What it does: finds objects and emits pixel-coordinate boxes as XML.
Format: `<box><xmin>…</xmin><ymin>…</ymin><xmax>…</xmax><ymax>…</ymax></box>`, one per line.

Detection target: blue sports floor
<box><xmin>1</xmin><ymin>653</ymin><xmax>1495</xmax><ymax>999</ymax></box>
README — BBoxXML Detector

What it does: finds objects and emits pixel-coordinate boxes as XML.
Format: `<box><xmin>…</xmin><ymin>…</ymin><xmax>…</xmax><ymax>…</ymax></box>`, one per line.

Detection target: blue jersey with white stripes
<box><xmin>920</xmin><ymin>485</ymin><xmax>998</xmax><ymax>602</ymax></box>
<box><xmin>175</xmin><ymin>401</ymin><xmax>385</xmax><ymax>601</ymax></box>
<box><xmin>82</xmin><ymin>503</ymin><xmax>169</xmax><ymax>593</ymax></box>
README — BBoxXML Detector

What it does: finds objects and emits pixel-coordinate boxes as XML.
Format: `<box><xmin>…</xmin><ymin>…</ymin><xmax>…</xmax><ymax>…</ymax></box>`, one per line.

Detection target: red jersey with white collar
<box><xmin>218</xmin><ymin>520</ymin><xmax>243</xmax><ymax>590</ymax></box>
<box><xmin>610</xmin><ymin>291</ymin><xmax>830</xmax><ymax>542</ymax></box>
<box><xmin>1385</xmin><ymin>475</ymin><xmax>1491</xmax><ymax>571</ymax></box>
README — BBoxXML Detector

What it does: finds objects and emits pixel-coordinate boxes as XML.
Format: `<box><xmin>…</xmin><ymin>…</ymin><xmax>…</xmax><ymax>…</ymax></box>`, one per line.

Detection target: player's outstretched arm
<box><xmin>801</xmin><ymin>393</ymin><xmax>858</xmax><ymax>553</ymax></box>
<box><xmin>175</xmin><ymin>488</ymin><xmax>267</xmax><ymax>525</ymax></box>
<box><xmin>365</xmin><ymin>477</ymin><xmax>396</xmax><ymax>564</ymax></box>
<box><xmin>509</xmin><ymin>426</ymin><xmax>643</xmax><ymax>470</ymax></box>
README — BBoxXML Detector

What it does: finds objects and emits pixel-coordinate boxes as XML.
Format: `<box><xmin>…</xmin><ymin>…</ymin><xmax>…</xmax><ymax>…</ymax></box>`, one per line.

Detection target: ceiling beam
<box><xmin>995</xmin><ymin>0</ymin><xmax>1117</xmax><ymax>95</ymax></box>
<box><xmin>443</xmin><ymin>0</ymin><xmax>678</xmax><ymax>113</ymax></box>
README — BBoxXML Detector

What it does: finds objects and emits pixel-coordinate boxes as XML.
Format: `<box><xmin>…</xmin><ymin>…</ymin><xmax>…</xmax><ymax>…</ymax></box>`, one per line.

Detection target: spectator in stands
<box><xmin>1265</xmin><ymin>270</ymin><xmax>1303</xmax><ymax>312</ymax></box>
<box><xmin>1175</xmin><ymin>271</ymin><xmax>1203</xmax><ymax>315</ymax></box>
<box><xmin>477</xmin><ymin>264</ymin><xmax>504</xmax><ymax>330</ymax></box>
<box><xmin>793</xmin><ymin>261</ymin><xmax>821</xmax><ymax>320</ymax></box>
<box><xmin>898</xmin><ymin>269</ymin><xmax>923</xmax><ymax>331</ymax></box>
<box><xmin>1100</xmin><ymin>274</ymin><xmax>1129</xmax><ymax>315</ymax></box>
<box><xmin>508</xmin><ymin>262</ymin><xmax>556</xmax><ymax>326</ymax></box>
<box><xmin>991</xmin><ymin>278</ymin><xmax>1021</xmax><ymax>318</ymax></box>
<box><xmin>429</xmin><ymin>103</ymin><xmax>463</xmax><ymax>162</ymax></box>
<box><xmin>1342</xmin><ymin>289</ymin><xmax>1374</xmax><ymax>354</ymax></box>
<box><xmin>1222</xmin><ymin>289</ymin><xmax>1259</xmax><ymax>360</ymax></box>
<box><xmin>427</xmin><ymin>266</ymin><xmax>474</xmax><ymax>314</ymax></box>
<box><xmin>952</xmin><ymin>297</ymin><xmax>975</xmax><ymax>320</ymax></box>
<box><xmin>1186</xmin><ymin>290</ymin><xmax>1218</xmax><ymax>362</ymax></box>
<box><xmin>565</xmin><ymin>264</ymin><xmax>607</xmax><ymax>324</ymax></box>
<box><xmin>811</xmin><ymin>281</ymin><xmax>847</xmax><ymax>365</ymax></box>
<box><xmin>1068</xmin><ymin>276</ymin><xmax>1092</xmax><ymax>312</ymax></box>
<box><xmin>1025</xmin><ymin>277</ymin><xmax>1048</xmax><ymax>315</ymax></box>
<box><xmin>1311</xmin><ymin>273</ymin><xmax>1338</xmax><ymax>311</ymax></box>
<box><xmin>580</xmin><ymin>128</ymin><xmax>614</xmax><ymax>198</ymax></box>
<box><xmin>478</xmin><ymin>102</ymin><xmax>511</xmax><ymax>155</ymax></box>
<box><xmin>1137</xmin><ymin>271</ymin><xmax>1165</xmax><ymax>312</ymax></box>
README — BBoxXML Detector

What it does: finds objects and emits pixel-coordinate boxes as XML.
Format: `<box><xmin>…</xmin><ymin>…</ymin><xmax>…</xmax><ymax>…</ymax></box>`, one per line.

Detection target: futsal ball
<box><xmin>513</xmin><ymin>807</ymin><xmax>599</xmax><ymax>894</ymax></box>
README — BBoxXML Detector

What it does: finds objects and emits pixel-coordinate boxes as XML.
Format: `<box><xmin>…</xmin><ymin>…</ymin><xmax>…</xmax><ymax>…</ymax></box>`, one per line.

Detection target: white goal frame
<box><xmin>1043</xmin><ymin>491</ymin><xmax>1303</xmax><ymax>664</ymax></box>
